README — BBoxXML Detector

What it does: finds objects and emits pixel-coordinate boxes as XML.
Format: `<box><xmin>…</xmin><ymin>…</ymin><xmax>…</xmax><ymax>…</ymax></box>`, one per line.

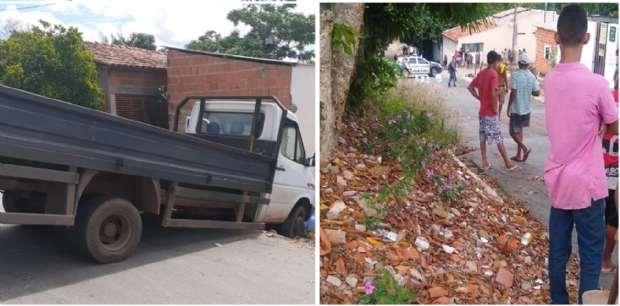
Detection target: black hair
<box><xmin>518</xmin><ymin>63</ymin><xmax>529</xmax><ymax>69</ymax></box>
<box><xmin>486</xmin><ymin>51</ymin><xmax>500</xmax><ymax>64</ymax></box>
<box><xmin>557</xmin><ymin>5</ymin><xmax>588</xmax><ymax>46</ymax></box>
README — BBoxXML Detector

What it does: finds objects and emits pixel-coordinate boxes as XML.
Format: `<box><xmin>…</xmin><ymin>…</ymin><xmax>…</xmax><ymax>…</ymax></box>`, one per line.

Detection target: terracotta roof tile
<box><xmin>84</xmin><ymin>41</ymin><xmax>166</xmax><ymax>70</ymax></box>
<box><xmin>442</xmin><ymin>8</ymin><xmax>546</xmax><ymax>41</ymax></box>
<box><xmin>442</xmin><ymin>21</ymin><xmax>498</xmax><ymax>41</ymax></box>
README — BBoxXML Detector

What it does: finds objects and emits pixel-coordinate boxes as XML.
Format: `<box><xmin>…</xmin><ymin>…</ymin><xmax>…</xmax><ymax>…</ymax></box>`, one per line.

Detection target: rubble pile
<box><xmin>319</xmin><ymin>123</ymin><xmax>581</xmax><ymax>304</ymax></box>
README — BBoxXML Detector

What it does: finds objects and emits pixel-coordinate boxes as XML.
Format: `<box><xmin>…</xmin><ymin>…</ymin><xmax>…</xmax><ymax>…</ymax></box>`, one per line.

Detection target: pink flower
<box><xmin>380</xmin><ymin>204</ymin><xmax>385</xmax><ymax>209</ymax></box>
<box><xmin>427</xmin><ymin>169</ymin><xmax>434</xmax><ymax>177</ymax></box>
<box><xmin>363</xmin><ymin>137</ymin><xmax>368</xmax><ymax>144</ymax></box>
<box><xmin>464</xmin><ymin>180</ymin><xmax>470</xmax><ymax>186</ymax></box>
<box><xmin>397</xmin><ymin>157</ymin><xmax>402</xmax><ymax>163</ymax></box>
<box><xmin>449</xmin><ymin>174</ymin><xmax>455</xmax><ymax>180</ymax></box>
<box><xmin>428</xmin><ymin>143</ymin><xmax>434</xmax><ymax>148</ymax></box>
<box><xmin>426</xmin><ymin>111</ymin><xmax>432</xmax><ymax>117</ymax></box>
<box><xmin>388</xmin><ymin>119</ymin><xmax>395</xmax><ymax>125</ymax></box>
<box><xmin>444</xmin><ymin>182</ymin><xmax>452</xmax><ymax>189</ymax></box>
<box><xmin>365</xmin><ymin>282</ymin><xmax>375</xmax><ymax>295</ymax></box>
<box><xmin>421</xmin><ymin>161</ymin><xmax>427</xmax><ymax>168</ymax></box>
<box><xmin>415</xmin><ymin>139</ymin><xmax>421</xmax><ymax>144</ymax></box>
<box><xmin>387</xmin><ymin>142</ymin><xmax>392</xmax><ymax>147</ymax></box>
<box><xmin>374</xmin><ymin>185</ymin><xmax>379</xmax><ymax>191</ymax></box>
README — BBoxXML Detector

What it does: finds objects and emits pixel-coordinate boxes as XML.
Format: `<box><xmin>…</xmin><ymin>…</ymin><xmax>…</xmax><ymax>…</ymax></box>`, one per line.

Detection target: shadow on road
<box><xmin>0</xmin><ymin>217</ymin><xmax>261</xmax><ymax>302</ymax></box>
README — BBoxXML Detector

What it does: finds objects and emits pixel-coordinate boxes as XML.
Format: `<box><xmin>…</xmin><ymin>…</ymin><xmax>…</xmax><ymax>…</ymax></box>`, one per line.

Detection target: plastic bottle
<box><xmin>521</xmin><ymin>232</ymin><xmax>532</xmax><ymax>246</ymax></box>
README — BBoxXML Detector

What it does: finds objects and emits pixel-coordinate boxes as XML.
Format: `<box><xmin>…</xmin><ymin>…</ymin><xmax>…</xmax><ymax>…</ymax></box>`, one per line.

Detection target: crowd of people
<box><xmin>465</xmin><ymin>5</ymin><xmax>618</xmax><ymax>304</ymax></box>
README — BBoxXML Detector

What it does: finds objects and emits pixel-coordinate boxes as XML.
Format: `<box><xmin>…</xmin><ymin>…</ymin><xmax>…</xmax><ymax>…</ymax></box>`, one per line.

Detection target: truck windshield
<box><xmin>202</xmin><ymin>111</ymin><xmax>265</xmax><ymax>138</ymax></box>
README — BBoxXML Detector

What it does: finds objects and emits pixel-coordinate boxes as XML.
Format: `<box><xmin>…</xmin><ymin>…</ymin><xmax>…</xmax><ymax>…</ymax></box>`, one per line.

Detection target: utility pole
<box><xmin>544</xmin><ymin>2</ymin><xmax>547</xmax><ymax>23</ymax></box>
<box><xmin>511</xmin><ymin>3</ymin><xmax>518</xmax><ymax>62</ymax></box>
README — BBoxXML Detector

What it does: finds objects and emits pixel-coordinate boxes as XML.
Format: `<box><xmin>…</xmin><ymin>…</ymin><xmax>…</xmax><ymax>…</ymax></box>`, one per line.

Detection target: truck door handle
<box><xmin>276</xmin><ymin>166</ymin><xmax>286</xmax><ymax>171</ymax></box>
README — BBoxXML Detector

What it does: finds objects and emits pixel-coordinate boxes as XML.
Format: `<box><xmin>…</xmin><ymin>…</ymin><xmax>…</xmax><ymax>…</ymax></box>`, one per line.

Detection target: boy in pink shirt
<box><xmin>543</xmin><ymin>5</ymin><xmax>619</xmax><ymax>304</ymax></box>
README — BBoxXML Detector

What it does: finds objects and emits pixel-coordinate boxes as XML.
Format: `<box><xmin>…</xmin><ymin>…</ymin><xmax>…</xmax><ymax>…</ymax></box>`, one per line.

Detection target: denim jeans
<box><xmin>548</xmin><ymin>198</ymin><xmax>605</xmax><ymax>304</ymax></box>
<box><xmin>449</xmin><ymin>71</ymin><xmax>456</xmax><ymax>85</ymax></box>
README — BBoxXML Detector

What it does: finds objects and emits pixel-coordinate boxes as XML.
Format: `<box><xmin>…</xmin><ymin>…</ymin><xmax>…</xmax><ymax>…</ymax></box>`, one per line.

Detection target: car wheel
<box><xmin>279</xmin><ymin>205</ymin><xmax>306</xmax><ymax>239</ymax></box>
<box><xmin>430</xmin><ymin>68</ymin><xmax>438</xmax><ymax>77</ymax></box>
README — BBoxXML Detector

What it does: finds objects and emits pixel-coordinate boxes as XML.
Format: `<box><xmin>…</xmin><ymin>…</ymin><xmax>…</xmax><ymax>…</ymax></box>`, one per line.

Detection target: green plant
<box><xmin>332</xmin><ymin>24</ymin><xmax>363</xmax><ymax>57</ymax></box>
<box><xmin>347</xmin><ymin>56</ymin><xmax>403</xmax><ymax>109</ymax></box>
<box><xmin>357</xmin><ymin>269</ymin><xmax>416</xmax><ymax>304</ymax></box>
<box><xmin>157</xmin><ymin>85</ymin><xmax>169</xmax><ymax>104</ymax></box>
<box><xmin>360</xmin><ymin>137</ymin><xmax>376</xmax><ymax>154</ymax></box>
<box><xmin>360</xmin><ymin>216</ymin><xmax>380</xmax><ymax>230</ymax></box>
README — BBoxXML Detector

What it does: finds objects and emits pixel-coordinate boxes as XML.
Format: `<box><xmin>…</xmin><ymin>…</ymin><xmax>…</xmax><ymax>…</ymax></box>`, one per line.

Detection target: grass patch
<box><xmin>373</xmin><ymin>80</ymin><xmax>460</xmax><ymax>147</ymax></box>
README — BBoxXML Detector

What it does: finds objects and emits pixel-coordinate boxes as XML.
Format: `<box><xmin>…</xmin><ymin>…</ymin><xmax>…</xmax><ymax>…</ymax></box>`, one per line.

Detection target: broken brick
<box><xmin>428</xmin><ymin>287</ymin><xmax>449</xmax><ymax>299</ymax></box>
<box><xmin>433</xmin><ymin>297</ymin><xmax>451</xmax><ymax>304</ymax></box>
<box><xmin>495</xmin><ymin>267</ymin><xmax>514</xmax><ymax>288</ymax></box>
<box><xmin>335</xmin><ymin>258</ymin><xmax>347</xmax><ymax>274</ymax></box>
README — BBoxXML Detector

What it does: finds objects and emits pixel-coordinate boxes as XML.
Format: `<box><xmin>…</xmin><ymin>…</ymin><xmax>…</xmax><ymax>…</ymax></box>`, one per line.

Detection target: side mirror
<box><xmin>305</xmin><ymin>153</ymin><xmax>316</xmax><ymax>167</ymax></box>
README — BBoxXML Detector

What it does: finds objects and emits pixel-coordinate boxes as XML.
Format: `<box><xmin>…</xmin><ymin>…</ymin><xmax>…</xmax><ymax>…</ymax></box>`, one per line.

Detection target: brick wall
<box><xmin>166</xmin><ymin>49</ymin><xmax>293</xmax><ymax>129</ymax></box>
<box><xmin>108</xmin><ymin>68</ymin><xmax>167</xmax><ymax>88</ymax></box>
<box><xmin>535</xmin><ymin>28</ymin><xmax>557</xmax><ymax>75</ymax></box>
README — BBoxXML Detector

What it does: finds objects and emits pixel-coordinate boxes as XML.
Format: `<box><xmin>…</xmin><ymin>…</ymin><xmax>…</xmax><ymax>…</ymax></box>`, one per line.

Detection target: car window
<box><xmin>202</xmin><ymin>111</ymin><xmax>265</xmax><ymax>137</ymax></box>
<box><xmin>408</xmin><ymin>58</ymin><xmax>417</xmax><ymax>64</ymax></box>
<box><xmin>280</xmin><ymin>120</ymin><xmax>306</xmax><ymax>164</ymax></box>
<box><xmin>418</xmin><ymin>59</ymin><xmax>428</xmax><ymax>65</ymax></box>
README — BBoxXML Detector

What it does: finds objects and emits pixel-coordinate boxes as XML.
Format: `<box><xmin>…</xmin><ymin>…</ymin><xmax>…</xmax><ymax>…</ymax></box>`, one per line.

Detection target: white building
<box><xmin>442</xmin><ymin>8</ymin><xmax>557</xmax><ymax>64</ymax></box>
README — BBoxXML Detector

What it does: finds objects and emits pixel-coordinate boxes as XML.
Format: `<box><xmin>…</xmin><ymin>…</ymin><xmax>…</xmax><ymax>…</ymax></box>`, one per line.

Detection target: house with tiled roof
<box><xmin>83</xmin><ymin>42</ymin><xmax>316</xmax><ymax>155</ymax></box>
<box><xmin>441</xmin><ymin>8</ymin><xmax>557</xmax><ymax>66</ymax></box>
<box><xmin>84</xmin><ymin>41</ymin><xmax>169</xmax><ymax>128</ymax></box>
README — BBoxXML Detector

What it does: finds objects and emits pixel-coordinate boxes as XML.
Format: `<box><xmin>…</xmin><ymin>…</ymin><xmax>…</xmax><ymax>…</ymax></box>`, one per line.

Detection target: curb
<box><xmin>449</xmin><ymin>150</ymin><xmax>504</xmax><ymax>204</ymax></box>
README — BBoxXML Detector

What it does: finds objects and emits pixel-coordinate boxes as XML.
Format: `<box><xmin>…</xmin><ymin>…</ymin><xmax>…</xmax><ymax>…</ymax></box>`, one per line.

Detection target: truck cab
<box><xmin>184</xmin><ymin>100</ymin><xmax>315</xmax><ymax>232</ymax></box>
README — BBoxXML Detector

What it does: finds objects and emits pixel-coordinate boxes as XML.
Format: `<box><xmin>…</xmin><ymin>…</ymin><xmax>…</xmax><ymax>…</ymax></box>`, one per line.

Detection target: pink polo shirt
<box><xmin>544</xmin><ymin>62</ymin><xmax>619</xmax><ymax>210</ymax></box>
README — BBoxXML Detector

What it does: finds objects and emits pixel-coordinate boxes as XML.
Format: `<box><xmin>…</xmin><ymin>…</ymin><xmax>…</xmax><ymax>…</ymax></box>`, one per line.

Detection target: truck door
<box><xmin>265</xmin><ymin>118</ymin><xmax>309</xmax><ymax>221</ymax></box>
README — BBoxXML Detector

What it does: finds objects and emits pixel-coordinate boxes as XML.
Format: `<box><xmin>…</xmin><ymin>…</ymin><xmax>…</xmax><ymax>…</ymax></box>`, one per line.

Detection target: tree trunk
<box><xmin>319</xmin><ymin>3</ymin><xmax>365</xmax><ymax>160</ymax></box>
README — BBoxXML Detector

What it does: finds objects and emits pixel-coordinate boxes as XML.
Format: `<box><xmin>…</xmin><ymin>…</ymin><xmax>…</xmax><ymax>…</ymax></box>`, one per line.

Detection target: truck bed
<box><xmin>0</xmin><ymin>85</ymin><xmax>277</xmax><ymax>194</ymax></box>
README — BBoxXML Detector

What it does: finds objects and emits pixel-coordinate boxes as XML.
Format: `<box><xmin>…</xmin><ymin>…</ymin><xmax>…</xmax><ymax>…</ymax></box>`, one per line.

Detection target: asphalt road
<box><xmin>434</xmin><ymin>71</ymin><xmax>617</xmax><ymax>290</ymax></box>
<box><xmin>0</xmin><ymin>207</ymin><xmax>315</xmax><ymax>304</ymax></box>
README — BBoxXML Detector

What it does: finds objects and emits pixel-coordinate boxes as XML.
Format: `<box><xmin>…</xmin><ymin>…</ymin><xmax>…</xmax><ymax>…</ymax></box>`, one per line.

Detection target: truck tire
<box><xmin>279</xmin><ymin>205</ymin><xmax>306</xmax><ymax>239</ymax></box>
<box><xmin>75</xmin><ymin>197</ymin><xmax>142</xmax><ymax>263</ymax></box>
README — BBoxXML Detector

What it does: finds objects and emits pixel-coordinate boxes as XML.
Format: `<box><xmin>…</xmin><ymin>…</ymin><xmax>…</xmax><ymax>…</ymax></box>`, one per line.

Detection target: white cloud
<box><xmin>0</xmin><ymin>0</ymin><xmax>316</xmax><ymax>48</ymax></box>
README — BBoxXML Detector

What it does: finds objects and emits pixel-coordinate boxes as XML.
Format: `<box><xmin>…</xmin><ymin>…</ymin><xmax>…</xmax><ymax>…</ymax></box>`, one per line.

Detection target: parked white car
<box><xmin>397</xmin><ymin>55</ymin><xmax>443</xmax><ymax>78</ymax></box>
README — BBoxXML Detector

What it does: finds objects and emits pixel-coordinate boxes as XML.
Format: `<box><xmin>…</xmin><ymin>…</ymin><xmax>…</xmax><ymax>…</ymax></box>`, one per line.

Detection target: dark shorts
<box><xmin>605</xmin><ymin>189</ymin><xmax>618</xmax><ymax>228</ymax></box>
<box><xmin>479</xmin><ymin>116</ymin><xmax>504</xmax><ymax>145</ymax></box>
<box><xmin>509</xmin><ymin>113</ymin><xmax>531</xmax><ymax>133</ymax></box>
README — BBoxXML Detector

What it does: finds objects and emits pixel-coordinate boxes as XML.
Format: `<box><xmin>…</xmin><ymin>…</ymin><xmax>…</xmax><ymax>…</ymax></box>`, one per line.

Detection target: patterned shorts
<box><xmin>479</xmin><ymin>116</ymin><xmax>504</xmax><ymax>145</ymax></box>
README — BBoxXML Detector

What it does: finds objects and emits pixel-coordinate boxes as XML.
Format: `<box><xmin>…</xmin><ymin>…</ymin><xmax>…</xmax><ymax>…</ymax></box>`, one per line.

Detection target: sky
<box><xmin>0</xmin><ymin>0</ymin><xmax>316</xmax><ymax>51</ymax></box>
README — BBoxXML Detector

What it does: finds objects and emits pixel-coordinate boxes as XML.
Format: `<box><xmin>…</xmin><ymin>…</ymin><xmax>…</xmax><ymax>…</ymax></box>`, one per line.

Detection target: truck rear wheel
<box><xmin>75</xmin><ymin>197</ymin><xmax>142</xmax><ymax>263</ymax></box>
<box><xmin>279</xmin><ymin>205</ymin><xmax>306</xmax><ymax>239</ymax></box>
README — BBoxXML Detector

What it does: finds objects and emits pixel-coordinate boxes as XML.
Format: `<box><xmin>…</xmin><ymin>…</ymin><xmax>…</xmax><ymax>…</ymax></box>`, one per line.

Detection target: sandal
<box><xmin>481</xmin><ymin>164</ymin><xmax>492</xmax><ymax>171</ymax></box>
<box><xmin>506</xmin><ymin>165</ymin><xmax>521</xmax><ymax>172</ymax></box>
<box><xmin>510</xmin><ymin>156</ymin><xmax>524</xmax><ymax>162</ymax></box>
<box><xmin>602</xmin><ymin>266</ymin><xmax>617</xmax><ymax>273</ymax></box>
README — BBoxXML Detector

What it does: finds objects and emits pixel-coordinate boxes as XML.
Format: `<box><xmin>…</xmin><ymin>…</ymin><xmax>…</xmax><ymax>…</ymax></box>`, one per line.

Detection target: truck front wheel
<box><xmin>279</xmin><ymin>205</ymin><xmax>306</xmax><ymax>239</ymax></box>
<box><xmin>75</xmin><ymin>197</ymin><xmax>142</xmax><ymax>263</ymax></box>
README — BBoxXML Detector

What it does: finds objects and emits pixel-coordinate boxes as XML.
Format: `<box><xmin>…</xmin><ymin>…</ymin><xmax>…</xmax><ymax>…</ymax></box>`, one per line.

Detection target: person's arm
<box><xmin>490</xmin><ymin>73</ymin><xmax>499</xmax><ymax>113</ymax></box>
<box><xmin>531</xmin><ymin>74</ymin><xmax>541</xmax><ymax>97</ymax></box>
<box><xmin>507</xmin><ymin>90</ymin><xmax>516</xmax><ymax>118</ymax></box>
<box><xmin>468</xmin><ymin>77</ymin><xmax>480</xmax><ymax>100</ymax></box>
<box><xmin>598</xmin><ymin>83</ymin><xmax>620</xmax><ymax>135</ymax></box>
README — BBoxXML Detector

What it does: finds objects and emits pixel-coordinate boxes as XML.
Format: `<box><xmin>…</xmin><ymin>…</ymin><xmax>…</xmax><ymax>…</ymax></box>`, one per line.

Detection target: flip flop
<box><xmin>522</xmin><ymin>149</ymin><xmax>532</xmax><ymax>162</ymax></box>
<box><xmin>506</xmin><ymin>165</ymin><xmax>521</xmax><ymax>172</ymax></box>
<box><xmin>510</xmin><ymin>156</ymin><xmax>524</xmax><ymax>162</ymax></box>
<box><xmin>602</xmin><ymin>266</ymin><xmax>617</xmax><ymax>273</ymax></box>
<box><xmin>481</xmin><ymin>164</ymin><xmax>492</xmax><ymax>171</ymax></box>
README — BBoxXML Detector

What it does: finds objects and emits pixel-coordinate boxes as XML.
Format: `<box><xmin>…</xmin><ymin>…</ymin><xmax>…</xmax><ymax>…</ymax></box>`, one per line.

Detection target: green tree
<box><xmin>488</xmin><ymin>3</ymin><xmax>618</xmax><ymax>16</ymax></box>
<box><xmin>101</xmin><ymin>31</ymin><xmax>157</xmax><ymax>51</ymax></box>
<box><xmin>0</xmin><ymin>20</ymin><xmax>103</xmax><ymax>109</ymax></box>
<box><xmin>186</xmin><ymin>4</ymin><xmax>315</xmax><ymax>61</ymax></box>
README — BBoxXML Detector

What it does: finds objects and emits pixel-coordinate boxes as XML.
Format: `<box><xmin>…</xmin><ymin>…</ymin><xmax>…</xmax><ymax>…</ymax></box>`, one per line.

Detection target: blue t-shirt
<box><xmin>510</xmin><ymin>69</ymin><xmax>539</xmax><ymax>115</ymax></box>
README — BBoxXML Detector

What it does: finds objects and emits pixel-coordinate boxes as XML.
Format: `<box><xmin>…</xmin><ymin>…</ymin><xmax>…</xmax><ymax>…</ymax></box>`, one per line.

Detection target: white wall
<box><xmin>442</xmin><ymin>37</ymin><xmax>457</xmax><ymax>60</ymax></box>
<box><xmin>290</xmin><ymin>64</ymin><xmax>316</xmax><ymax>157</ymax></box>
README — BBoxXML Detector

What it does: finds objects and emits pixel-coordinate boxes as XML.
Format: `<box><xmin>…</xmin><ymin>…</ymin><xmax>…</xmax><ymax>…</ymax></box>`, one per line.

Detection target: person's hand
<box><xmin>599</xmin><ymin>121</ymin><xmax>608</xmax><ymax>135</ymax></box>
<box><xmin>506</xmin><ymin>108</ymin><xmax>510</xmax><ymax>118</ymax></box>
